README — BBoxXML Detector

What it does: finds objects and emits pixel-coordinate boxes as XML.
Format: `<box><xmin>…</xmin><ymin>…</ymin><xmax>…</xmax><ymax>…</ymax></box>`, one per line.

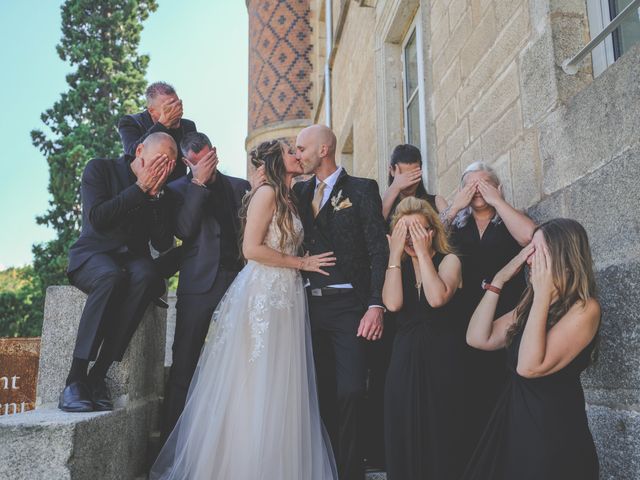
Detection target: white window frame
<box><xmin>400</xmin><ymin>9</ymin><xmax>429</xmax><ymax>184</ymax></box>
<box><xmin>587</xmin><ymin>0</ymin><xmax>617</xmax><ymax>76</ymax></box>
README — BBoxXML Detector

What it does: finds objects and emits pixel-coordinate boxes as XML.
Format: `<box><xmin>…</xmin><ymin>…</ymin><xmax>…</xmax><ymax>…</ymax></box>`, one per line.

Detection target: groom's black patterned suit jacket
<box><xmin>293</xmin><ymin>169</ymin><xmax>389</xmax><ymax>308</ymax></box>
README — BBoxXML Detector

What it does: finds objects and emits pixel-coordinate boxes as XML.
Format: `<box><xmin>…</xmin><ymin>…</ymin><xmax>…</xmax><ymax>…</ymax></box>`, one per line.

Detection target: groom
<box><xmin>294</xmin><ymin>125</ymin><xmax>389</xmax><ymax>480</ymax></box>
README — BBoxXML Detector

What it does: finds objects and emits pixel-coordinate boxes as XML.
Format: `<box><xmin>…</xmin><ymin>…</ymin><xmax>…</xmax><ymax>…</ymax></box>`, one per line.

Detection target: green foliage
<box><xmin>0</xmin><ymin>267</ymin><xmax>43</xmax><ymax>337</ymax></box>
<box><xmin>27</xmin><ymin>0</ymin><xmax>158</xmax><ymax>331</ymax></box>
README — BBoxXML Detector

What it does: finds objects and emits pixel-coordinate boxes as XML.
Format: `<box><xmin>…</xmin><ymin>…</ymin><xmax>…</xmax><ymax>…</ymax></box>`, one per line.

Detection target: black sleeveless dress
<box><xmin>450</xmin><ymin>217</ymin><xmax>527</xmax><ymax>462</ymax></box>
<box><xmin>461</xmin><ymin>330</ymin><xmax>599</xmax><ymax>480</ymax></box>
<box><xmin>384</xmin><ymin>254</ymin><xmax>466</xmax><ymax>480</ymax></box>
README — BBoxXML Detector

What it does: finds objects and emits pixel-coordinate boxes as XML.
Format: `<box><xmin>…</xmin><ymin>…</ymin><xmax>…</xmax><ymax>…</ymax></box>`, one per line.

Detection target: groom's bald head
<box><xmin>295</xmin><ymin>124</ymin><xmax>337</xmax><ymax>174</ymax></box>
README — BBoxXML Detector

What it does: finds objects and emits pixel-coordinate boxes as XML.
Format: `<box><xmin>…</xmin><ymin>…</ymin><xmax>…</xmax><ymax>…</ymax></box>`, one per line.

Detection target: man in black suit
<box><xmin>60</xmin><ymin>132</ymin><xmax>177</xmax><ymax>412</ymax></box>
<box><xmin>162</xmin><ymin>132</ymin><xmax>251</xmax><ymax>438</ymax></box>
<box><xmin>294</xmin><ymin>124</ymin><xmax>389</xmax><ymax>480</ymax></box>
<box><xmin>118</xmin><ymin>81</ymin><xmax>197</xmax><ymax>183</ymax></box>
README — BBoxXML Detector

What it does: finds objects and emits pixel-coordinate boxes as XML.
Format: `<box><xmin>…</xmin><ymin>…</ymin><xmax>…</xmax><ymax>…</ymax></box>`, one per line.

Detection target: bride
<box><xmin>150</xmin><ymin>139</ymin><xmax>338</xmax><ymax>479</ymax></box>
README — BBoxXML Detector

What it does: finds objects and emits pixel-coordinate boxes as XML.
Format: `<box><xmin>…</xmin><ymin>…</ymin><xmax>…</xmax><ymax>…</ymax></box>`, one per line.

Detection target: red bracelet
<box><xmin>481</xmin><ymin>279</ymin><xmax>502</xmax><ymax>295</ymax></box>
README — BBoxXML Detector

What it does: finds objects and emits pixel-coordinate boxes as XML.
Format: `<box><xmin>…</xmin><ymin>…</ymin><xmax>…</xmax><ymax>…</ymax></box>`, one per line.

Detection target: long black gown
<box><xmin>450</xmin><ymin>217</ymin><xmax>527</xmax><ymax>461</ymax></box>
<box><xmin>384</xmin><ymin>254</ymin><xmax>466</xmax><ymax>480</ymax></box>
<box><xmin>462</xmin><ymin>330</ymin><xmax>599</xmax><ymax>479</ymax></box>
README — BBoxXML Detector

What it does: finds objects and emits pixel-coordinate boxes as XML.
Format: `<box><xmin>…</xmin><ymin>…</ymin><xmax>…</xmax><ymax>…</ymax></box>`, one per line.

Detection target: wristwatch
<box><xmin>149</xmin><ymin>188</ymin><xmax>165</xmax><ymax>201</ymax></box>
<box><xmin>481</xmin><ymin>279</ymin><xmax>502</xmax><ymax>295</ymax></box>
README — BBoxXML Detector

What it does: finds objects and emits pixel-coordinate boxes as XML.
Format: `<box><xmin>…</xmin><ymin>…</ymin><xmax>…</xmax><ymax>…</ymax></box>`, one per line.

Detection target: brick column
<box><xmin>246</xmin><ymin>0</ymin><xmax>313</xmax><ymax>164</ymax></box>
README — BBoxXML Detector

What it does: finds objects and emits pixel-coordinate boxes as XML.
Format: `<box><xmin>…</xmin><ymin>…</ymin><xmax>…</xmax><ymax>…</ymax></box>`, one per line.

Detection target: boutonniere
<box><xmin>331</xmin><ymin>190</ymin><xmax>352</xmax><ymax>211</ymax></box>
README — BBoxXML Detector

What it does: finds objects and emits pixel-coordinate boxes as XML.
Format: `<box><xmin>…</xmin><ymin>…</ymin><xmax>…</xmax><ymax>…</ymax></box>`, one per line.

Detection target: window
<box><xmin>587</xmin><ymin>0</ymin><xmax>640</xmax><ymax>76</ymax></box>
<box><xmin>401</xmin><ymin>12</ymin><xmax>428</xmax><ymax>170</ymax></box>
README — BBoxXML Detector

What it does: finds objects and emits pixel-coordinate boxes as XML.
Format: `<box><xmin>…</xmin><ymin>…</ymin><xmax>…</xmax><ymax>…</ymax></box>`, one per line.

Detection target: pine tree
<box><xmin>28</xmin><ymin>0</ymin><xmax>158</xmax><ymax>333</ymax></box>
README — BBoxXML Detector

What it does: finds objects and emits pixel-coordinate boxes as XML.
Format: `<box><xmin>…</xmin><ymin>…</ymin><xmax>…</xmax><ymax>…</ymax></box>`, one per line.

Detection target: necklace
<box><xmin>415</xmin><ymin>279</ymin><xmax>422</xmax><ymax>301</ymax></box>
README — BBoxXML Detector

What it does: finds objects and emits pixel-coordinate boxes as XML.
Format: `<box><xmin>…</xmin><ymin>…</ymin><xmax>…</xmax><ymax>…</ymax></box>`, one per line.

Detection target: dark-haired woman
<box><xmin>463</xmin><ymin>218</ymin><xmax>600</xmax><ymax>480</ymax></box>
<box><xmin>151</xmin><ymin>140</ymin><xmax>338</xmax><ymax>479</ymax></box>
<box><xmin>382</xmin><ymin>144</ymin><xmax>447</xmax><ymax>221</ymax></box>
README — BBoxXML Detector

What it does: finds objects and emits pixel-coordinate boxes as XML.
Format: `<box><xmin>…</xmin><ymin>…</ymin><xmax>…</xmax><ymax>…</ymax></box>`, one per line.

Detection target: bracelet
<box><xmin>481</xmin><ymin>279</ymin><xmax>502</xmax><ymax>295</ymax></box>
<box><xmin>387</xmin><ymin>265</ymin><xmax>401</xmax><ymax>270</ymax></box>
<box><xmin>191</xmin><ymin>178</ymin><xmax>206</xmax><ymax>188</ymax></box>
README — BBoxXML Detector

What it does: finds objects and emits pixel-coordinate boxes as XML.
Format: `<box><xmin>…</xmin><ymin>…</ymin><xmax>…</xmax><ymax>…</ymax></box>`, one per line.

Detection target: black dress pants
<box><xmin>69</xmin><ymin>252</ymin><xmax>164</xmax><ymax>362</ymax></box>
<box><xmin>308</xmin><ymin>290</ymin><xmax>367</xmax><ymax>480</ymax></box>
<box><xmin>162</xmin><ymin>269</ymin><xmax>238</xmax><ymax>439</ymax></box>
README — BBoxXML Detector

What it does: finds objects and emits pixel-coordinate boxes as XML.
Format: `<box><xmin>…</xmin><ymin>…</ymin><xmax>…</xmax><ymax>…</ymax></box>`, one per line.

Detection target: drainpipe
<box><xmin>324</xmin><ymin>0</ymin><xmax>333</xmax><ymax>128</ymax></box>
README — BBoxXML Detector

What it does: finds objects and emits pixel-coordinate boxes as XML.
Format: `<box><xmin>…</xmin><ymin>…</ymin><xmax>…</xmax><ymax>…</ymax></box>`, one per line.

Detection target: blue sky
<box><xmin>0</xmin><ymin>0</ymin><xmax>248</xmax><ymax>268</ymax></box>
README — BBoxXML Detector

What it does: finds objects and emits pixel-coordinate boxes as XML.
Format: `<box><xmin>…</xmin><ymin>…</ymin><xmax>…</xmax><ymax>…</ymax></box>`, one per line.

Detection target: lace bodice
<box><xmin>264</xmin><ymin>213</ymin><xmax>304</xmax><ymax>255</ymax></box>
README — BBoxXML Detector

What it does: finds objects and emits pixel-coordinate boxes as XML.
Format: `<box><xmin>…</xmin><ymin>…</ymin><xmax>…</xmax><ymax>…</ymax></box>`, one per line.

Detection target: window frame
<box><xmin>400</xmin><ymin>10</ymin><xmax>429</xmax><ymax>183</ymax></box>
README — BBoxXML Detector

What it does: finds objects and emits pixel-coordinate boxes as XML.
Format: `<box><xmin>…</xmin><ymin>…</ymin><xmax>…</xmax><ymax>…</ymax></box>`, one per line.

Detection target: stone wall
<box><xmin>310</xmin><ymin>0</ymin><xmax>640</xmax><ymax>477</ymax></box>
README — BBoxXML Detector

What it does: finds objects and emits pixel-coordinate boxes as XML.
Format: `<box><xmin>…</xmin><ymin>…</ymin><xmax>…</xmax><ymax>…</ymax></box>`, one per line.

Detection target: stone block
<box><xmin>469</xmin><ymin>61</ymin><xmax>520</xmax><ymax>138</ymax></box>
<box><xmin>510</xmin><ymin>129</ymin><xmax>541</xmax><ymax>209</ymax></box>
<box><xmin>561</xmin><ymin>145</ymin><xmax>640</xmax><ymax>271</ymax></box>
<box><xmin>494</xmin><ymin>0</ymin><xmax>523</xmax><ymax>30</ymax></box>
<box><xmin>581</xmin><ymin>260</ymin><xmax>640</xmax><ymax>399</ymax></box>
<box><xmin>165</xmin><ymin>291</ymin><xmax>177</xmax><ymax>367</ymax></box>
<box><xmin>459</xmin><ymin>6</ymin><xmax>529</xmax><ymax>116</ymax></box>
<box><xmin>587</xmin><ymin>405</ymin><xmax>640</xmax><ymax>480</ymax></box>
<box><xmin>480</xmin><ymin>101</ymin><xmax>523</xmax><ymax>162</ymax></box>
<box><xmin>519</xmin><ymin>26</ymin><xmax>557</xmax><ymax>127</ymax></box>
<box><xmin>437</xmin><ymin>161</ymin><xmax>461</xmax><ymax>198</ymax></box>
<box><xmin>525</xmin><ymin>189</ymin><xmax>566</xmax><ymax>224</ymax></box>
<box><xmin>37</xmin><ymin>286</ymin><xmax>166</xmax><ymax>407</ymax></box>
<box><xmin>445</xmin><ymin>118</ymin><xmax>469</xmax><ymax>166</ymax></box>
<box><xmin>435</xmin><ymin>97</ymin><xmax>458</xmax><ymax>146</ymax></box>
<box><xmin>492</xmin><ymin>153</ymin><xmax>513</xmax><ymax>204</ymax></box>
<box><xmin>460</xmin><ymin>137</ymin><xmax>482</xmax><ymax>169</ymax></box>
<box><xmin>433</xmin><ymin>59</ymin><xmax>461</xmax><ymax>115</ymax></box>
<box><xmin>0</xmin><ymin>401</ymin><xmax>159</xmax><ymax>480</ymax></box>
<box><xmin>460</xmin><ymin>5</ymin><xmax>497</xmax><ymax>79</ymax></box>
<box><xmin>540</xmin><ymin>44</ymin><xmax>640</xmax><ymax>194</ymax></box>
<box><xmin>448</xmin><ymin>0</ymin><xmax>468</xmax><ymax>31</ymax></box>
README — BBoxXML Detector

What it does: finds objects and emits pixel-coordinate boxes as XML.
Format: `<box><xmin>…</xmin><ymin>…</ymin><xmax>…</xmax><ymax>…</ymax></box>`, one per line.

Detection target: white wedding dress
<box><xmin>150</xmin><ymin>213</ymin><xmax>337</xmax><ymax>480</ymax></box>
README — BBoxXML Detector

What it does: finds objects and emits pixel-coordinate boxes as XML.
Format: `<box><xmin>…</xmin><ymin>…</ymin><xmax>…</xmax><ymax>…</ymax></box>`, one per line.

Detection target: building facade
<box><xmin>247</xmin><ymin>1</ymin><xmax>640</xmax><ymax>477</ymax></box>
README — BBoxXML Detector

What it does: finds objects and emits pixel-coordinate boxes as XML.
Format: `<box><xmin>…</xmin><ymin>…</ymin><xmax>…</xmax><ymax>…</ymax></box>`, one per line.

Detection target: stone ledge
<box><xmin>588</xmin><ymin>404</ymin><xmax>640</xmax><ymax>480</ymax></box>
<box><xmin>0</xmin><ymin>400</ymin><xmax>159</xmax><ymax>480</ymax></box>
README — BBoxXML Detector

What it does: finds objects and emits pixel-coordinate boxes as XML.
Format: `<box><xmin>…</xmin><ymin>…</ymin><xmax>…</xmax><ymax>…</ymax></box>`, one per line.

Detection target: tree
<box><xmin>0</xmin><ymin>267</ymin><xmax>42</xmax><ymax>337</ymax></box>
<box><xmin>28</xmin><ymin>0</ymin><xmax>158</xmax><ymax>331</ymax></box>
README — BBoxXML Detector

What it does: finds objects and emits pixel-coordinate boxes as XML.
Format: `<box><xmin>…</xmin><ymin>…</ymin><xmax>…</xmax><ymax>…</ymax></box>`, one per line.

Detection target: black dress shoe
<box><xmin>58</xmin><ymin>381</ymin><xmax>94</xmax><ymax>412</ymax></box>
<box><xmin>89</xmin><ymin>376</ymin><xmax>114</xmax><ymax>411</ymax></box>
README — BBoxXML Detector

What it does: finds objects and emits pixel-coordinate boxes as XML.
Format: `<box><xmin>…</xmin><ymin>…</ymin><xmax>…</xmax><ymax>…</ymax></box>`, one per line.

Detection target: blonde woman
<box><xmin>382</xmin><ymin>197</ymin><xmax>465</xmax><ymax>480</ymax></box>
<box><xmin>463</xmin><ymin>218</ymin><xmax>600</xmax><ymax>480</ymax></box>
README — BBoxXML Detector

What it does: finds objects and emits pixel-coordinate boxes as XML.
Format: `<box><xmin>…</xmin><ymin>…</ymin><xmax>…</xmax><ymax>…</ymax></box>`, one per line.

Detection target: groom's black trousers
<box><xmin>308</xmin><ymin>290</ymin><xmax>368</xmax><ymax>480</ymax></box>
<box><xmin>162</xmin><ymin>268</ymin><xmax>238</xmax><ymax>440</ymax></box>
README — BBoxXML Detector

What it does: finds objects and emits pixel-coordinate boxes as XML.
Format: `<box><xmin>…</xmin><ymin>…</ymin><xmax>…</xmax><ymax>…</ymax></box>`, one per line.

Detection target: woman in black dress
<box><xmin>382</xmin><ymin>197</ymin><xmax>464</xmax><ymax>480</ymax></box>
<box><xmin>464</xmin><ymin>218</ymin><xmax>600</xmax><ymax>479</ymax></box>
<box><xmin>441</xmin><ymin>161</ymin><xmax>535</xmax><ymax>461</ymax></box>
<box><xmin>366</xmin><ymin>144</ymin><xmax>447</xmax><ymax>469</ymax></box>
<box><xmin>382</xmin><ymin>144</ymin><xmax>447</xmax><ymax>221</ymax></box>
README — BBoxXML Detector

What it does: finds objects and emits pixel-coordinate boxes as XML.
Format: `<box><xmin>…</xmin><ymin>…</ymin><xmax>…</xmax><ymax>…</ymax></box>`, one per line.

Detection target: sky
<box><xmin>0</xmin><ymin>0</ymin><xmax>249</xmax><ymax>269</ymax></box>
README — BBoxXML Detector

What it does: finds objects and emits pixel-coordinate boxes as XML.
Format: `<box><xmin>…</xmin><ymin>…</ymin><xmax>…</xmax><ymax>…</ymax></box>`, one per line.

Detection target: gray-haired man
<box><xmin>118</xmin><ymin>81</ymin><xmax>197</xmax><ymax>182</ymax></box>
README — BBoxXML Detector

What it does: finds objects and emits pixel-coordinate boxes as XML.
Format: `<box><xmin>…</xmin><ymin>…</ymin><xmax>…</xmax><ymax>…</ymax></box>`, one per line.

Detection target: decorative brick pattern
<box><xmin>248</xmin><ymin>0</ymin><xmax>313</xmax><ymax>133</ymax></box>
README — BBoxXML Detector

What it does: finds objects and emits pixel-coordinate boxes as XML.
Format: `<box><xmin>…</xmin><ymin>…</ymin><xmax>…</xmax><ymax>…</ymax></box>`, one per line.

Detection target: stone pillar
<box><xmin>245</xmin><ymin>0</ymin><xmax>314</xmax><ymax>161</ymax></box>
<box><xmin>0</xmin><ymin>286</ymin><xmax>167</xmax><ymax>480</ymax></box>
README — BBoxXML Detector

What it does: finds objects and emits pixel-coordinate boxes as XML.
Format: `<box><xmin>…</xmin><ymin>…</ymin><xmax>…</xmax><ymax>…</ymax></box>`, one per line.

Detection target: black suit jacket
<box><xmin>67</xmin><ymin>155</ymin><xmax>173</xmax><ymax>275</ymax></box>
<box><xmin>118</xmin><ymin>110</ymin><xmax>197</xmax><ymax>182</ymax></box>
<box><xmin>167</xmin><ymin>172</ymin><xmax>250</xmax><ymax>295</ymax></box>
<box><xmin>293</xmin><ymin>169</ymin><xmax>389</xmax><ymax>307</ymax></box>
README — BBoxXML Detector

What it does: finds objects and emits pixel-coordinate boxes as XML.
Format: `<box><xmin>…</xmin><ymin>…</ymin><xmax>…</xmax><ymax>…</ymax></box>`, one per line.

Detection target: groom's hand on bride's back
<box><xmin>298</xmin><ymin>251</ymin><xmax>336</xmax><ymax>276</ymax></box>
